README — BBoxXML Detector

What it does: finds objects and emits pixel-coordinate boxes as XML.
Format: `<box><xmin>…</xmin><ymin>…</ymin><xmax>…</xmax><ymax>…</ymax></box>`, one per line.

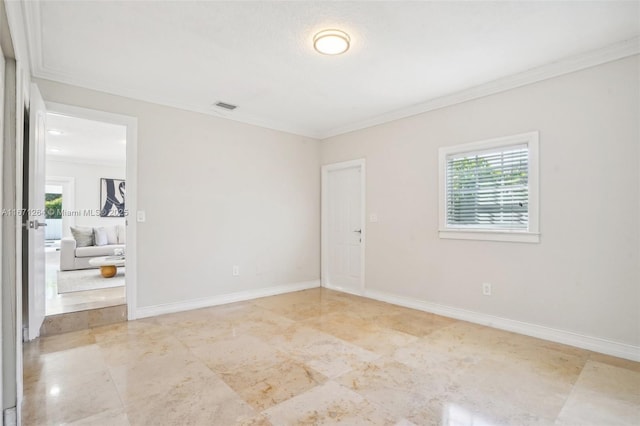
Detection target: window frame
<box><xmin>438</xmin><ymin>131</ymin><xmax>540</xmax><ymax>243</ymax></box>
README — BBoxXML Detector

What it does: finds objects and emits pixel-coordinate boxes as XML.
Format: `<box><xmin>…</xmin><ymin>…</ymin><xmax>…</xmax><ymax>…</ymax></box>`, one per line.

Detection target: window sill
<box><xmin>439</xmin><ymin>229</ymin><xmax>540</xmax><ymax>243</ymax></box>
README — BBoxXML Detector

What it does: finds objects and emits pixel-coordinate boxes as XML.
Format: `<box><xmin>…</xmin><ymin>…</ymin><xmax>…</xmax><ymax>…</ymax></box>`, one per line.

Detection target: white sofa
<box><xmin>60</xmin><ymin>225</ymin><xmax>126</xmax><ymax>271</ymax></box>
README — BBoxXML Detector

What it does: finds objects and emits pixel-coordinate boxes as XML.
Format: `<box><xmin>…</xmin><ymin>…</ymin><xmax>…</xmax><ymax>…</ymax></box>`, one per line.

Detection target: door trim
<box><xmin>45</xmin><ymin>102</ymin><xmax>139</xmax><ymax>320</ymax></box>
<box><xmin>321</xmin><ymin>159</ymin><xmax>366</xmax><ymax>296</ymax></box>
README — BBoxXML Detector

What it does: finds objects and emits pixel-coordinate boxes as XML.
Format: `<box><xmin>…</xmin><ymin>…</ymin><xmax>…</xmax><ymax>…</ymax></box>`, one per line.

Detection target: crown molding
<box><xmin>21</xmin><ymin>0</ymin><xmax>639</xmax><ymax>140</ymax></box>
<box><xmin>22</xmin><ymin>1</ymin><xmax>320</xmax><ymax>139</ymax></box>
<box><xmin>20</xmin><ymin>0</ymin><xmax>40</xmax><ymax>73</ymax></box>
<box><xmin>319</xmin><ymin>37</ymin><xmax>640</xmax><ymax>139</ymax></box>
<box><xmin>32</xmin><ymin>65</ymin><xmax>322</xmax><ymax>139</ymax></box>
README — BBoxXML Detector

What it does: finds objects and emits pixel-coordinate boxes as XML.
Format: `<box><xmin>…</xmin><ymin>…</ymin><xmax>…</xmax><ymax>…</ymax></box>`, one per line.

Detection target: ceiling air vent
<box><xmin>214</xmin><ymin>101</ymin><xmax>237</xmax><ymax>111</ymax></box>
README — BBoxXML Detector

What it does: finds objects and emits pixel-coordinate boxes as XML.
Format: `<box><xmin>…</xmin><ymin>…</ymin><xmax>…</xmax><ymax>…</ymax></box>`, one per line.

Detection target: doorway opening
<box><xmin>43</xmin><ymin>112</ymin><xmax>128</xmax><ymax>316</ymax></box>
<box><xmin>23</xmin><ymin>95</ymin><xmax>138</xmax><ymax>339</ymax></box>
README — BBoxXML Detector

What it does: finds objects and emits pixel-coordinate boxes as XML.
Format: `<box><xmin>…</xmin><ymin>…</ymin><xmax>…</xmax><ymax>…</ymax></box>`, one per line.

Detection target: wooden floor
<box><xmin>23</xmin><ymin>288</ymin><xmax>640</xmax><ymax>425</ymax></box>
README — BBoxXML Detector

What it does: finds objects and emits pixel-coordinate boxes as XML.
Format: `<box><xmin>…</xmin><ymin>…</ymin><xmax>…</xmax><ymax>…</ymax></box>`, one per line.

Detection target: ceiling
<box><xmin>25</xmin><ymin>1</ymin><xmax>640</xmax><ymax>139</ymax></box>
<box><xmin>46</xmin><ymin>112</ymin><xmax>126</xmax><ymax>165</ymax></box>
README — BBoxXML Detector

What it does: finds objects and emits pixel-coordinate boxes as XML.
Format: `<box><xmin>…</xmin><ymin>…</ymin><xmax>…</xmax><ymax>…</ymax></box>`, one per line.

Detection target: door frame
<box><xmin>321</xmin><ymin>159</ymin><xmax>366</xmax><ymax>296</ymax></box>
<box><xmin>45</xmin><ymin>102</ymin><xmax>139</xmax><ymax>320</ymax></box>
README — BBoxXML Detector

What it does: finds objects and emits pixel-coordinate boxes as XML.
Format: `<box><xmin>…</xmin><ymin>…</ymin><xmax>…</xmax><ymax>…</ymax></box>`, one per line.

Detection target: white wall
<box><xmin>46</xmin><ymin>159</ymin><xmax>125</xmax><ymax>232</ymax></box>
<box><xmin>321</xmin><ymin>56</ymin><xmax>640</xmax><ymax>349</ymax></box>
<box><xmin>36</xmin><ymin>78</ymin><xmax>321</xmax><ymax>309</ymax></box>
<box><xmin>34</xmin><ymin>57</ymin><xmax>639</xmax><ymax>355</ymax></box>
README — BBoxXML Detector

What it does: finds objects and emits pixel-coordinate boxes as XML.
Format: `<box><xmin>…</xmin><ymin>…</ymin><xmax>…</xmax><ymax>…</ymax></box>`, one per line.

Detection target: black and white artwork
<box><xmin>100</xmin><ymin>178</ymin><xmax>126</xmax><ymax>217</ymax></box>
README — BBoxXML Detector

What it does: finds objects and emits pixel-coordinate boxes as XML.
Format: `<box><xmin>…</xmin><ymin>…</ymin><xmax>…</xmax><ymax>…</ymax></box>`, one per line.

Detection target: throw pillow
<box><xmin>93</xmin><ymin>227</ymin><xmax>108</xmax><ymax>246</ymax></box>
<box><xmin>117</xmin><ymin>224</ymin><xmax>126</xmax><ymax>244</ymax></box>
<box><xmin>104</xmin><ymin>225</ymin><xmax>118</xmax><ymax>245</ymax></box>
<box><xmin>70</xmin><ymin>226</ymin><xmax>94</xmax><ymax>247</ymax></box>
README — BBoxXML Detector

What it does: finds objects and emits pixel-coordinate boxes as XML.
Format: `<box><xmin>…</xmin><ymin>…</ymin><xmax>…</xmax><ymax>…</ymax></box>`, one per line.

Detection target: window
<box><xmin>438</xmin><ymin>132</ymin><xmax>539</xmax><ymax>243</ymax></box>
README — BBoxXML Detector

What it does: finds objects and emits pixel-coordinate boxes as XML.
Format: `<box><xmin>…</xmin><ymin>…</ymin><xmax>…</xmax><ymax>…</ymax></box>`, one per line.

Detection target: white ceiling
<box><xmin>46</xmin><ymin>112</ymin><xmax>126</xmax><ymax>165</ymax></box>
<box><xmin>25</xmin><ymin>1</ymin><xmax>640</xmax><ymax>139</ymax></box>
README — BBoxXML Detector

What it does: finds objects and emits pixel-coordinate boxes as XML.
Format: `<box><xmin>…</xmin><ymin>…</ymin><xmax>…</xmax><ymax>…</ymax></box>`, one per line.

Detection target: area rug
<box><xmin>56</xmin><ymin>268</ymin><xmax>125</xmax><ymax>294</ymax></box>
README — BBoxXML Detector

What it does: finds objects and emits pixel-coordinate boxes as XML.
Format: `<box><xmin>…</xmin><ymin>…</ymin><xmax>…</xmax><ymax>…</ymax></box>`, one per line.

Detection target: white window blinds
<box><xmin>445</xmin><ymin>144</ymin><xmax>529</xmax><ymax>230</ymax></box>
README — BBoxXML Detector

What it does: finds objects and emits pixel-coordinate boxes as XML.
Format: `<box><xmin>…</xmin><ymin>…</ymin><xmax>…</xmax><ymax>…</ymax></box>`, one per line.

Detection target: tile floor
<box><xmin>22</xmin><ymin>288</ymin><xmax>640</xmax><ymax>425</ymax></box>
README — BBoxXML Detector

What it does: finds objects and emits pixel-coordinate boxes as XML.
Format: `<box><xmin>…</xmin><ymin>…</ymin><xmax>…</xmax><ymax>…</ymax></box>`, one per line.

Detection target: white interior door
<box><xmin>324</xmin><ymin>161</ymin><xmax>364</xmax><ymax>294</ymax></box>
<box><xmin>26</xmin><ymin>84</ymin><xmax>47</xmax><ymax>340</ymax></box>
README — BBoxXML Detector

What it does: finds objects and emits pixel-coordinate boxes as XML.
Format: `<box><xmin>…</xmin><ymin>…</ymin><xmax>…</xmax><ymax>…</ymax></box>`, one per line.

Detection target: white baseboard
<box><xmin>135</xmin><ymin>279</ymin><xmax>320</xmax><ymax>319</ymax></box>
<box><xmin>322</xmin><ymin>282</ymin><xmax>364</xmax><ymax>297</ymax></box>
<box><xmin>134</xmin><ymin>279</ymin><xmax>639</xmax><ymax>362</ymax></box>
<box><xmin>361</xmin><ymin>288</ymin><xmax>640</xmax><ymax>362</ymax></box>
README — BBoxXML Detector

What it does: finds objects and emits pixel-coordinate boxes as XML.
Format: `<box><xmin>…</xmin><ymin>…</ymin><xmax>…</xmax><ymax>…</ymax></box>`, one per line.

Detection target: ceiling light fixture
<box><xmin>47</xmin><ymin>129</ymin><xmax>63</xmax><ymax>136</ymax></box>
<box><xmin>48</xmin><ymin>147</ymin><xmax>61</xmax><ymax>153</ymax></box>
<box><xmin>313</xmin><ymin>29</ymin><xmax>350</xmax><ymax>55</ymax></box>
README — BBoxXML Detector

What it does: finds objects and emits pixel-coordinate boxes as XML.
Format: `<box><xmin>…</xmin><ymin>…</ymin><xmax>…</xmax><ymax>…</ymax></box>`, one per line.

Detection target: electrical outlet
<box><xmin>232</xmin><ymin>265</ymin><xmax>239</xmax><ymax>276</ymax></box>
<box><xmin>482</xmin><ymin>282</ymin><xmax>492</xmax><ymax>296</ymax></box>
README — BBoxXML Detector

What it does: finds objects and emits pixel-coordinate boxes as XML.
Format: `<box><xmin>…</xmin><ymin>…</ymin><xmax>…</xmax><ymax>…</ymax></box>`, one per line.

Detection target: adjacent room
<box><xmin>0</xmin><ymin>1</ymin><xmax>637</xmax><ymax>425</ymax></box>
<box><xmin>43</xmin><ymin>112</ymin><xmax>127</xmax><ymax>321</ymax></box>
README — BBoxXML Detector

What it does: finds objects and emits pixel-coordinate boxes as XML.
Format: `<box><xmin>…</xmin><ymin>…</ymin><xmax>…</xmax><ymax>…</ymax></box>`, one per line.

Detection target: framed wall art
<box><xmin>100</xmin><ymin>178</ymin><xmax>126</xmax><ymax>217</ymax></box>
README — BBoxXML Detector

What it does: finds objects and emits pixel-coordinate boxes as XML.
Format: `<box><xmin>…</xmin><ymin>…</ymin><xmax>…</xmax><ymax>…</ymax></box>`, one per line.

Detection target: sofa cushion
<box><xmin>75</xmin><ymin>244</ymin><xmax>125</xmax><ymax>258</ymax></box>
<box><xmin>105</xmin><ymin>226</ymin><xmax>119</xmax><ymax>245</ymax></box>
<box><xmin>70</xmin><ymin>226</ymin><xmax>94</xmax><ymax>247</ymax></box>
<box><xmin>94</xmin><ymin>227</ymin><xmax>108</xmax><ymax>246</ymax></box>
<box><xmin>117</xmin><ymin>224</ymin><xmax>126</xmax><ymax>244</ymax></box>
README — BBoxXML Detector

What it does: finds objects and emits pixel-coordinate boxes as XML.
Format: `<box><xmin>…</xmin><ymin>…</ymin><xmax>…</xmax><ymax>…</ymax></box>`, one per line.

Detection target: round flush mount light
<box><xmin>47</xmin><ymin>129</ymin><xmax>63</xmax><ymax>136</ymax></box>
<box><xmin>313</xmin><ymin>29</ymin><xmax>350</xmax><ymax>55</ymax></box>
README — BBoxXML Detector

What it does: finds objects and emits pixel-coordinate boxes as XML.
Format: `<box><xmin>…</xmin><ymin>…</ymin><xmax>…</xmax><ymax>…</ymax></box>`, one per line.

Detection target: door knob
<box><xmin>30</xmin><ymin>221</ymin><xmax>47</xmax><ymax>229</ymax></box>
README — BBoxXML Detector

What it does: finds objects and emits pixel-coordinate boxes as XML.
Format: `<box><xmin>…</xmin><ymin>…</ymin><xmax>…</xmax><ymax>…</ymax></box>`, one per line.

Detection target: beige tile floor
<box><xmin>23</xmin><ymin>288</ymin><xmax>640</xmax><ymax>425</ymax></box>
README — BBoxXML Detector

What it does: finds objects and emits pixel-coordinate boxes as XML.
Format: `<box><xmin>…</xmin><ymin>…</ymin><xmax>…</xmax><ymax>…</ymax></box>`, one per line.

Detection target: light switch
<box><xmin>136</xmin><ymin>210</ymin><xmax>146</xmax><ymax>222</ymax></box>
<box><xmin>369</xmin><ymin>213</ymin><xmax>378</xmax><ymax>223</ymax></box>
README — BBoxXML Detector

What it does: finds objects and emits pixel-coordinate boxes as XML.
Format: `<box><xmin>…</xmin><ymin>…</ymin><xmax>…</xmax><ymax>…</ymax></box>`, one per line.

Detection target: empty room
<box><xmin>0</xmin><ymin>1</ymin><xmax>638</xmax><ymax>425</ymax></box>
